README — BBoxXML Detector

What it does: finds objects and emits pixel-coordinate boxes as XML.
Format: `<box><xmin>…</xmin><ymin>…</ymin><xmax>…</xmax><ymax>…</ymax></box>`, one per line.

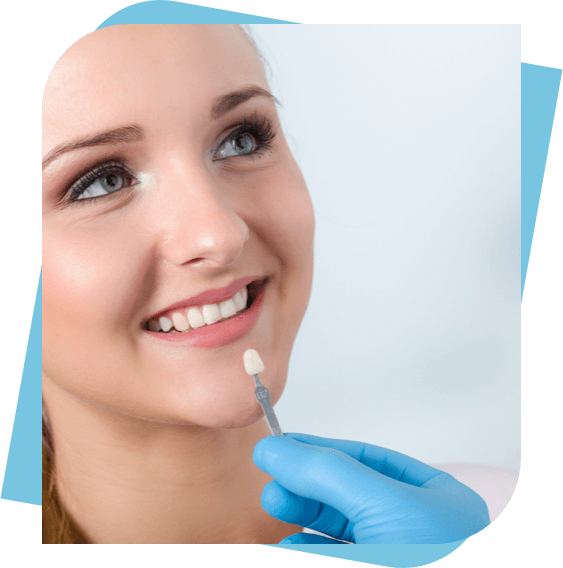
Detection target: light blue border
<box><xmin>2</xmin><ymin>3</ymin><xmax>560</xmax><ymax>564</ymax></box>
<box><xmin>521</xmin><ymin>63</ymin><xmax>562</xmax><ymax>297</ymax></box>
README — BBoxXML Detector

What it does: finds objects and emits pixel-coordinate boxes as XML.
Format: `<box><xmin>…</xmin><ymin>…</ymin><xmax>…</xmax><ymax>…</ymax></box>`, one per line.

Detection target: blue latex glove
<box><xmin>253</xmin><ymin>433</ymin><xmax>490</xmax><ymax>544</ymax></box>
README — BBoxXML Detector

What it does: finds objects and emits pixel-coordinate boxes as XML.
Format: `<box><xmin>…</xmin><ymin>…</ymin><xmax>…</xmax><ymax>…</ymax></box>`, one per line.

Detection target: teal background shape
<box><xmin>1</xmin><ymin>2</ymin><xmax>560</xmax><ymax>564</ymax></box>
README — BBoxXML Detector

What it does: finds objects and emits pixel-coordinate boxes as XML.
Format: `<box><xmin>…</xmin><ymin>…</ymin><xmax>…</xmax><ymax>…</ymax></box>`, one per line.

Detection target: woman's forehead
<box><xmin>46</xmin><ymin>24</ymin><xmax>261</xmax><ymax>90</ymax></box>
<box><xmin>43</xmin><ymin>25</ymin><xmax>267</xmax><ymax>147</ymax></box>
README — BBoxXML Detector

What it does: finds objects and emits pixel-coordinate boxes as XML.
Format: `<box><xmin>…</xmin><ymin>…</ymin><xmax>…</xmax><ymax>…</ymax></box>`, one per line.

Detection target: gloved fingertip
<box><xmin>252</xmin><ymin>436</ymin><xmax>295</xmax><ymax>473</ymax></box>
<box><xmin>252</xmin><ymin>438</ymin><xmax>266</xmax><ymax>468</ymax></box>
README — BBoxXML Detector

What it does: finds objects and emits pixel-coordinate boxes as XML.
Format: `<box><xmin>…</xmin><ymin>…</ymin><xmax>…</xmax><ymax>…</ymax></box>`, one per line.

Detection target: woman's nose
<box><xmin>153</xmin><ymin>167</ymin><xmax>250</xmax><ymax>271</ymax></box>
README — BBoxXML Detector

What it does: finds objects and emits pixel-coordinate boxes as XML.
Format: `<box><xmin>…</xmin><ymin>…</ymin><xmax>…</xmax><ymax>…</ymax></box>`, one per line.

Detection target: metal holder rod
<box><xmin>253</xmin><ymin>374</ymin><xmax>283</xmax><ymax>436</ymax></box>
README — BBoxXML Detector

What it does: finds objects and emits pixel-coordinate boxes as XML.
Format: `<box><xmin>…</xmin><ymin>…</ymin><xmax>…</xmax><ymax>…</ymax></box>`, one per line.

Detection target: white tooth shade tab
<box><xmin>146</xmin><ymin>285</ymin><xmax>251</xmax><ymax>332</ymax></box>
<box><xmin>243</xmin><ymin>349</ymin><xmax>264</xmax><ymax>375</ymax></box>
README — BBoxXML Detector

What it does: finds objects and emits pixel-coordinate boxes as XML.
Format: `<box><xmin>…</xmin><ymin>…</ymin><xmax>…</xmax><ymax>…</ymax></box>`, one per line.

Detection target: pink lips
<box><xmin>145</xmin><ymin>276</ymin><xmax>260</xmax><ymax>322</ymax></box>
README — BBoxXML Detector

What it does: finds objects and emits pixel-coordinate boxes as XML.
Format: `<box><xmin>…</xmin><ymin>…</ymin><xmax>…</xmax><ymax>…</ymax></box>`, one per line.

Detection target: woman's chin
<box><xmin>204</xmin><ymin>404</ymin><xmax>269</xmax><ymax>431</ymax></box>
<box><xmin>161</xmin><ymin>392</ymin><xmax>272</xmax><ymax>431</ymax></box>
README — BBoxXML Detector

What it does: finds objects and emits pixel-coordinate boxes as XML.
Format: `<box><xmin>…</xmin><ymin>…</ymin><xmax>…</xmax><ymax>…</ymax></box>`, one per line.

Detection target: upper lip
<box><xmin>144</xmin><ymin>276</ymin><xmax>264</xmax><ymax>323</ymax></box>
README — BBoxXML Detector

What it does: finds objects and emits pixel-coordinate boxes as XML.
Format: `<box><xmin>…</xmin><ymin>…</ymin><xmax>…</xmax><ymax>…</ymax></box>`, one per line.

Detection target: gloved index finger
<box><xmin>254</xmin><ymin>435</ymin><xmax>411</xmax><ymax>524</ymax></box>
<box><xmin>284</xmin><ymin>432</ymin><xmax>443</xmax><ymax>487</ymax></box>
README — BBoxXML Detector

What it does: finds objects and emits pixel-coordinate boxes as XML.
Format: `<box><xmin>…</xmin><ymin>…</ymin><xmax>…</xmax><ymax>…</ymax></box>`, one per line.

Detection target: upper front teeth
<box><xmin>148</xmin><ymin>287</ymin><xmax>249</xmax><ymax>333</ymax></box>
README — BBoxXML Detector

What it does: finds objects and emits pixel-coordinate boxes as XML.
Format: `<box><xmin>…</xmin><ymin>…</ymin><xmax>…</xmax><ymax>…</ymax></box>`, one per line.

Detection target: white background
<box><xmin>250</xmin><ymin>24</ymin><xmax>520</xmax><ymax>472</ymax></box>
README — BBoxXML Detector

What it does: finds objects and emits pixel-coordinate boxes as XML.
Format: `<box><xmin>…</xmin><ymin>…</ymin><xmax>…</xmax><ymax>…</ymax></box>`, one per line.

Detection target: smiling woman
<box><xmin>42</xmin><ymin>24</ymin><xmax>314</xmax><ymax>544</ymax></box>
<box><xmin>42</xmin><ymin>22</ymin><xmax>520</xmax><ymax>544</ymax></box>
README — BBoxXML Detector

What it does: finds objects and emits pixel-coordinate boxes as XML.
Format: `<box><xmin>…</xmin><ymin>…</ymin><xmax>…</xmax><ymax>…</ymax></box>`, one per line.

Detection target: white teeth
<box><xmin>171</xmin><ymin>312</ymin><xmax>190</xmax><ymax>332</ymax></box>
<box><xmin>159</xmin><ymin>316</ymin><xmax>172</xmax><ymax>332</ymax></box>
<box><xmin>233</xmin><ymin>286</ymin><xmax>248</xmax><ymax>312</ymax></box>
<box><xmin>147</xmin><ymin>284</ymin><xmax>255</xmax><ymax>333</ymax></box>
<box><xmin>187</xmin><ymin>307</ymin><xmax>206</xmax><ymax>328</ymax></box>
<box><xmin>220</xmin><ymin>298</ymin><xmax>237</xmax><ymax>319</ymax></box>
<box><xmin>202</xmin><ymin>304</ymin><xmax>222</xmax><ymax>325</ymax></box>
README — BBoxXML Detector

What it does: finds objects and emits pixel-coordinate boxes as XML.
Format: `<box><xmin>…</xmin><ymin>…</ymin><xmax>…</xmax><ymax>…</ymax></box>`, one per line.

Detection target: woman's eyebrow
<box><xmin>42</xmin><ymin>88</ymin><xmax>277</xmax><ymax>170</ymax></box>
<box><xmin>211</xmin><ymin>86</ymin><xmax>280</xmax><ymax>120</ymax></box>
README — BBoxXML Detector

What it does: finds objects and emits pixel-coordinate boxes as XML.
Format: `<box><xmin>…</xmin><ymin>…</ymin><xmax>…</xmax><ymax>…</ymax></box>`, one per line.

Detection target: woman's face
<box><xmin>42</xmin><ymin>25</ymin><xmax>314</xmax><ymax>429</ymax></box>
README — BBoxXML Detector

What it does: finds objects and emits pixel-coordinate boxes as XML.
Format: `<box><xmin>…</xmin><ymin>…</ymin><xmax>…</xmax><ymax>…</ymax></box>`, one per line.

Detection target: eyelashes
<box><xmin>63</xmin><ymin>113</ymin><xmax>278</xmax><ymax>206</ymax></box>
<box><xmin>68</xmin><ymin>162</ymin><xmax>138</xmax><ymax>204</ymax></box>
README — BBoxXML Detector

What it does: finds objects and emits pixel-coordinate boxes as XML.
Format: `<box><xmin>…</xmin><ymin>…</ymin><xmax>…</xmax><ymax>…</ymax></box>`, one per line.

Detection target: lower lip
<box><xmin>144</xmin><ymin>284</ymin><xmax>266</xmax><ymax>348</ymax></box>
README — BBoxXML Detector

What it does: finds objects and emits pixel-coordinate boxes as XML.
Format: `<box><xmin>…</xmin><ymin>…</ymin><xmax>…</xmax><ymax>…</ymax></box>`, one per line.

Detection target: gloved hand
<box><xmin>253</xmin><ymin>433</ymin><xmax>490</xmax><ymax>544</ymax></box>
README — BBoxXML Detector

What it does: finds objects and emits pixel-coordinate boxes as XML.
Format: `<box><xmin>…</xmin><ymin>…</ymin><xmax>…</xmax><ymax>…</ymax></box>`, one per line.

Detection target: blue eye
<box><xmin>217</xmin><ymin>112</ymin><xmax>276</xmax><ymax>158</ymax></box>
<box><xmin>67</xmin><ymin>112</ymin><xmax>277</xmax><ymax>209</ymax></box>
<box><xmin>217</xmin><ymin>132</ymin><xmax>258</xmax><ymax>158</ymax></box>
<box><xmin>66</xmin><ymin>161</ymin><xmax>135</xmax><ymax>202</ymax></box>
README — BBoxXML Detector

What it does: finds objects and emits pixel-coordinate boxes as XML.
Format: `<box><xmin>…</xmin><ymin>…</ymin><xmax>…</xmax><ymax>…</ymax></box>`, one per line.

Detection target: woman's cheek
<box><xmin>42</xmin><ymin>225</ymin><xmax>131</xmax><ymax>344</ymax></box>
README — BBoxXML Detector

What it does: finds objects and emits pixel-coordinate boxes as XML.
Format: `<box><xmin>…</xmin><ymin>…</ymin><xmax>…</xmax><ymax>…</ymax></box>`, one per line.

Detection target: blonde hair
<box><xmin>42</xmin><ymin>23</ymin><xmax>267</xmax><ymax>544</ymax></box>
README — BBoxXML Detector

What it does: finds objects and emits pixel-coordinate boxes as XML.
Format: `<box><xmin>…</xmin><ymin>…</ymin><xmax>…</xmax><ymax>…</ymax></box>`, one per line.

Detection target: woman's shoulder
<box><xmin>432</xmin><ymin>463</ymin><xmax>519</xmax><ymax>521</ymax></box>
